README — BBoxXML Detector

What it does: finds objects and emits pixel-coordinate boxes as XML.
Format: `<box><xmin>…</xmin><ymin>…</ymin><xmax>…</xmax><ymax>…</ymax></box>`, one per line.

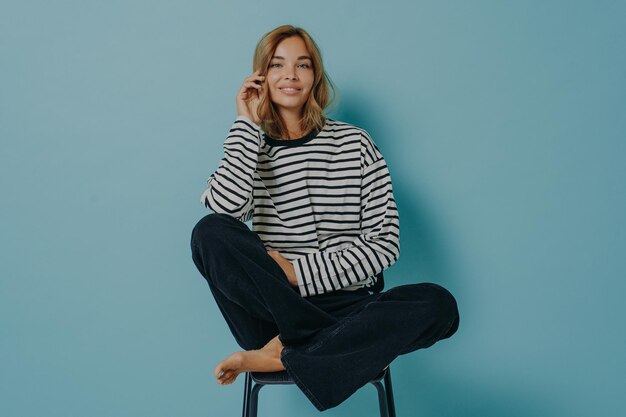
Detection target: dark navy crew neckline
<box><xmin>262</xmin><ymin>121</ymin><xmax>328</xmax><ymax>147</ymax></box>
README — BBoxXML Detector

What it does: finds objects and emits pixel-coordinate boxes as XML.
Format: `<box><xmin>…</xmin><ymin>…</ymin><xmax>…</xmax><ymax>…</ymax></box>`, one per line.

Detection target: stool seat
<box><xmin>249</xmin><ymin>370</ymin><xmax>292</xmax><ymax>384</ymax></box>
<box><xmin>249</xmin><ymin>366</ymin><xmax>388</xmax><ymax>385</ymax></box>
<box><xmin>243</xmin><ymin>365</ymin><xmax>396</xmax><ymax>416</ymax></box>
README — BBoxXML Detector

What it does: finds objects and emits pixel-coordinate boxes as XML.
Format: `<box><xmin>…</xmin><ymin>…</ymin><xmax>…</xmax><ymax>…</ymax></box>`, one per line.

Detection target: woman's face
<box><xmin>265</xmin><ymin>36</ymin><xmax>315</xmax><ymax>116</ymax></box>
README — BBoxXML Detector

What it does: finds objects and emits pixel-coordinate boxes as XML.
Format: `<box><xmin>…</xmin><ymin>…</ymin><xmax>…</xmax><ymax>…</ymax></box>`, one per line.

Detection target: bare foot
<box><xmin>214</xmin><ymin>335</ymin><xmax>285</xmax><ymax>385</ymax></box>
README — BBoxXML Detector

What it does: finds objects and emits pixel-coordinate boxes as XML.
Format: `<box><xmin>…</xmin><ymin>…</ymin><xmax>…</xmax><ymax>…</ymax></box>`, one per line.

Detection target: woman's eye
<box><xmin>269</xmin><ymin>63</ymin><xmax>310</xmax><ymax>69</ymax></box>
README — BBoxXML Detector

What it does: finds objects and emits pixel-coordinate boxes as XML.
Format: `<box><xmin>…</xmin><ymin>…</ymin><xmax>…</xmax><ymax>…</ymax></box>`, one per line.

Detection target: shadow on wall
<box><xmin>323</xmin><ymin>90</ymin><xmax>568</xmax><ymax>417</ymax></box>
<box><xmin>270</xmin><ymin>349</ymin><xmax>563</xmax><ymax>417</ymax></box>
<box><xmin>395</xmin><ymin>358</ymin><xmax>563</xmax><ymax>417</ymax></box>
<box><xmin>397</xmin><ymin>351</ymin><xmax>569</xmax><ymax>417</ymax></box>
<box><xmin>331</xmin><ymin>89</ymin><xmax>455</xmax><ymax>289</ymax></box>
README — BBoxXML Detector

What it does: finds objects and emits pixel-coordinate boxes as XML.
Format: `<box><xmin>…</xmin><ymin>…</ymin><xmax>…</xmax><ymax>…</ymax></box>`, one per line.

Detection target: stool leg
<box><xmin>384</xmin><ymin>368</ymin><xmax>397</xmax><ymax>417</ymax></box>
<box><xmin>242</xmin><ymin>372</ymin><xmax>252</xmax><ymax>417</ymax></box>
<box><xmin>372</xmin><ymin>380</ymin><xmax>389</xmax><ymax>417</ymax></box>
<box><xmin>249</xmin><ymin>383</ymin><xmax>264</xmax><ymax>417</ymax></box>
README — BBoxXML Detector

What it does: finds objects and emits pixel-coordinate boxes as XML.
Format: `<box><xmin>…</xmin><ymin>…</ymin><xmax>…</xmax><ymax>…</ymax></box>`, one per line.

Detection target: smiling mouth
<box><xmin>278</xmin><ymin>88</ymin><xmax>302</xmax><ymax>96</ymax></box>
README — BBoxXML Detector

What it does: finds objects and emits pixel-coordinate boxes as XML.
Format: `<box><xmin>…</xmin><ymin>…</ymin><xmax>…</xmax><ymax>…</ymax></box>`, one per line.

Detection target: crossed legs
<box><xmin>190</xmin><ymin>213</ymin><xmax>460</xmax><ymax>399</ymax></box>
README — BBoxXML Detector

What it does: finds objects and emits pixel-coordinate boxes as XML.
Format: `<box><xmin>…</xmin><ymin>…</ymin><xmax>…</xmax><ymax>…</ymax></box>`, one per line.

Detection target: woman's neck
<box><xmin>279</xmin><ymin>109</ymin><xmax>305</xmax><ymax>139</ymax></box>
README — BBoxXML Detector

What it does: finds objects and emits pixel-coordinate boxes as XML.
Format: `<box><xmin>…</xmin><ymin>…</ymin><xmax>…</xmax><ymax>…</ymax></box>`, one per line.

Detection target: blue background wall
<box><xmin>2</xmin><ymin>1</ymin><xmax>624</xmax><ymax>416</ymax></box>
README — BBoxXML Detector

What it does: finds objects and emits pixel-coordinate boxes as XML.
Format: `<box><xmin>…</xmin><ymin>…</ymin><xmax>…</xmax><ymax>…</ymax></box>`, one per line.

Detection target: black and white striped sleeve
<box><xmin>200</xmin><ymin>115</ymin><xmax>260</xmax><ymax>222</ymax></box>
<box><xmin>290</xmin><ymin>130</ymin><xmax>401</xmax><ymax>297</ymax></box>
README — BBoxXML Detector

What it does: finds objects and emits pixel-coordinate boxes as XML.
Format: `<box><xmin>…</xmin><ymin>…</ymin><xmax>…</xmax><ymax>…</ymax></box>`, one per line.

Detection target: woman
<box><xmin>190</xmin><ymin>24</ymin><xmax>459</xmax><ymax>411</ymax></box>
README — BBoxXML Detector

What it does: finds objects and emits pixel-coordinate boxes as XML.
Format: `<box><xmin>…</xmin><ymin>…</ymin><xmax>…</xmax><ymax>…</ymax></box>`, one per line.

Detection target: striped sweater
<box><xmin>200</xmin><ymin>115</ymin><xmax>400</xmax><ymax>297</ymax></box>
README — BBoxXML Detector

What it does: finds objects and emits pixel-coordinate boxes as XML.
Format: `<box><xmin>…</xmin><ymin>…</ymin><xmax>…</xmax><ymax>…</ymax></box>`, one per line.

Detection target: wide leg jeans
<box><xmin>190</xmin><ymin>213</ymin><xmax>460</xmax><ymax>411</ymax></box>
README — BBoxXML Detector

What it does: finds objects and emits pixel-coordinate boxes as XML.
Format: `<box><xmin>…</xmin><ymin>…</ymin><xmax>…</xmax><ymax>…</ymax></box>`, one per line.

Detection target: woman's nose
<box><xmin>284</xmin><ymin>67</ymin><xmax>298</xmax><ymax>80</ymax></box>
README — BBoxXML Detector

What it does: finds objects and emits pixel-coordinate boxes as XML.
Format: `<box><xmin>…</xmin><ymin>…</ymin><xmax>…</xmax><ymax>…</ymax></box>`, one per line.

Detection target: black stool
<box><xmin>241</xmin><ymin>365</ymin><xmax>397</xmax><ymax>417</ymax></box>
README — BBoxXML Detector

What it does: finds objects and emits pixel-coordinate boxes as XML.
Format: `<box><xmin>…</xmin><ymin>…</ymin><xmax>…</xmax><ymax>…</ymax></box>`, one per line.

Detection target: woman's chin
<box><xmin>273</xmin><ymin>102</ymin><xmax>306</xmax><ymax>112</ymax></box>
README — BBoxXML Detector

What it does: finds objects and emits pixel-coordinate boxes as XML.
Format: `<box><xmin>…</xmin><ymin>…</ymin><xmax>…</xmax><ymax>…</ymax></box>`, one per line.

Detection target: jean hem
<box><xmin>280</xmin><ymin>347</ymin><xmax>326</xmax><ymax>411</ymax></box>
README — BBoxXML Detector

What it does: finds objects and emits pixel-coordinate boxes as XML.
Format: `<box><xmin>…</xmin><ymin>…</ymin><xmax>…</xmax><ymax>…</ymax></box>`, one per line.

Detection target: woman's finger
<box><xmin>245</xmin><ymin>73</ymin><xmax>265</xmax><ymax>83</ymax></box>
<box><xmin>217</xmin><ymin>370</ymin><xmax>231</xmax><ymax>383</ymax></box>
<box><xmin>245</xmin><ymin>81</ymin><xmax>262</xmax><ymax>89</ymax></box>
<box><xmin>238</xmin><ymin>81</ymin><xmax>261</xmax><ymax>93</ymax></box>
<box><xmin>238</xmin><ymin>82</ymin><xmax>262</xmax><ymax>98</ymax></box>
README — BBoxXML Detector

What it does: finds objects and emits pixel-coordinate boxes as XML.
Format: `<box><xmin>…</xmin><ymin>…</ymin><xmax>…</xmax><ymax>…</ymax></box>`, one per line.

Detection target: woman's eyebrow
<box><xmin>271</xmin><ymin>56</ymin><xmax>312</xmax><ymax>61</ymax></box>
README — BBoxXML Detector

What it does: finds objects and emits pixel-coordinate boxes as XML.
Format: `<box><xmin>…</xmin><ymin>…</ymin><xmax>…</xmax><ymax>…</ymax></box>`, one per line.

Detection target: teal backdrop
<box><xmin>1</xmin><ymin>1</ymin><xmax>624</xmax><ymax>416</ymax></box>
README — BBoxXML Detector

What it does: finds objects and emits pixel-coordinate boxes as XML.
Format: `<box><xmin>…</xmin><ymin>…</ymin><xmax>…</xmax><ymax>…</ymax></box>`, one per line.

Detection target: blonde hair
<box><xmin>252</xmin><ymin>25</ymin><xmax>338</xmax><ymax>139</ymax></box>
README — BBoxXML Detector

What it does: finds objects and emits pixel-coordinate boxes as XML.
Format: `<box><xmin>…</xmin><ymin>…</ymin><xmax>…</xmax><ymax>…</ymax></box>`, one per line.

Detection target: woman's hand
<box><xmin>267</xmin><ymin>251</ymin><xmax>298</xmax><ymax>287</ymax></box>
<box><xmin>236</xmin><ymin>70</ymin><xmax>265</xmax><ymax>125</ymax></box>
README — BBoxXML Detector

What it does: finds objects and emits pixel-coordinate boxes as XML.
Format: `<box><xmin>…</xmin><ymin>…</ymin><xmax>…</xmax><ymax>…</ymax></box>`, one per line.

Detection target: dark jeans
<box><xmin>190</xmin><ymin>213</ymin><xmax>459</xmax><ymax>411</ymax></box>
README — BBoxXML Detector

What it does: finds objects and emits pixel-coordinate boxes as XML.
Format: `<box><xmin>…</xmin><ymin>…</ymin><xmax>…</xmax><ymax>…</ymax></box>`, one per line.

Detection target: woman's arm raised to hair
<box><xmin>199</xmin><ymin>115</ymin><xmax>261</xmax><ymax>222</ymax></box>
